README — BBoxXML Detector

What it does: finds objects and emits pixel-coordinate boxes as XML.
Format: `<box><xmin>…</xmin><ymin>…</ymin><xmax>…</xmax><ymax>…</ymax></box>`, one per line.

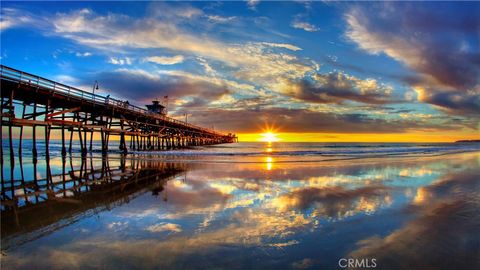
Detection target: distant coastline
<box><xmin>455</xmin><ymin>140</ymin><xmax>480</xmax><ymax>143</ymax></box>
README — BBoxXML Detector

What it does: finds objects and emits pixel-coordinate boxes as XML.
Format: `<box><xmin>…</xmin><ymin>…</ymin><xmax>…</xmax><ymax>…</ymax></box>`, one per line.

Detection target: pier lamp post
<box><xmin>90</xmin><ymin>80</ymin><xmax>99</xmax><ymax>153</ymax></box>
<box><xmin>92</xmin><ymin>80</ymin><xmax>99</xmax><ymax>103</ymax></box>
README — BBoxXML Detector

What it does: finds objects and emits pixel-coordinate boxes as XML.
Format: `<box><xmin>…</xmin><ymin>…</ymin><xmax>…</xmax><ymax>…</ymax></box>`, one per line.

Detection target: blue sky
<box><xmin>1</xmin><ymin>1</ymin><xmax>479</xmax><ymax>141</ymax></box>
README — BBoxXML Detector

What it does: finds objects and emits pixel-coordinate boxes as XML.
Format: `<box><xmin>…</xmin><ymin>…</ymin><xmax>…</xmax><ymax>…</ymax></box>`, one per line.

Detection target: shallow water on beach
<box><xmin>1</xmin><ymin>143</ymin><xmax>479</xmax><ymax>269</ymax></box>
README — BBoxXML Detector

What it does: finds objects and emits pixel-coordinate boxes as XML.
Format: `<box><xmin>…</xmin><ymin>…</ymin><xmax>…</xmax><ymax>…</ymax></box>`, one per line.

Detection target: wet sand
<box><xmin>1</xmin><ymin>151</ymin><xmax>479</xmax><ymax>269</ymax></box>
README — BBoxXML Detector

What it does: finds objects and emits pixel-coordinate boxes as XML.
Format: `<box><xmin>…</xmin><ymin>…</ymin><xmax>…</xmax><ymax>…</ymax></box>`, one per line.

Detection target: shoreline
<box><xmin>31</xmin><ymin>148</ymin><xmax>480</xmax><ymax>165</ymax></box>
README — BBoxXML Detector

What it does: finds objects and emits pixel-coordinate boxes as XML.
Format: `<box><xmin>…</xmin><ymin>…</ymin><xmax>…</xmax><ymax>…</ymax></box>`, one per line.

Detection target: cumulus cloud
<box><xmin>144</xmin><ymin>55</ymin><xmax>185</xmax><ymax>65</ymax></box>
<box><xmin>345</xmin><ymin>3</ymin><xmax>480</xmax><ymax>115</ymax></box>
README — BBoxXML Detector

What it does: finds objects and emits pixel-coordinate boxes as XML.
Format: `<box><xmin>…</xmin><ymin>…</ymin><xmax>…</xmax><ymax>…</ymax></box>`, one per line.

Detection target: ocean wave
<box><xmin>4</xmin><ymin>141</ymin><xmax>480</xmax><ymax>159</ymax></box>
<box><xmin>129</xmin><ymin>144</ymin><xmax>480</xmax><ymax>157</ymax></box>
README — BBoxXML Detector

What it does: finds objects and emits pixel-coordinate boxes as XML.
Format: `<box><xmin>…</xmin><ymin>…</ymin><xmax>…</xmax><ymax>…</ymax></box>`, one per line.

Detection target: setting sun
<box><xmin>260</xmin><ymin>132</ymin><xmax>280</xmax><ymax>143</ymax></box>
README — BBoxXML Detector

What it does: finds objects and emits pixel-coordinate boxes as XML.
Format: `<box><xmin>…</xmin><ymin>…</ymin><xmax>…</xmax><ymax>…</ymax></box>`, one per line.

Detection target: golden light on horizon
<box><xmin>260</xmin><ymin>132</ymin><xmax>280</xmax><ymax>143</ymax></box>
<box><xmin>238</xmin><ymin>131</ymin><xmax>480</xmax><ymax>143</ymax></box>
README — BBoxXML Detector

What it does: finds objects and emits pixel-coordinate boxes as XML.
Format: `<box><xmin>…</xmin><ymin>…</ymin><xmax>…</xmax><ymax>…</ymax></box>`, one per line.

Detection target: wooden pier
<box><xmin>0</xmin><ymin>65</ymin><xmax>238</xmax><ymax>159</ymax></box>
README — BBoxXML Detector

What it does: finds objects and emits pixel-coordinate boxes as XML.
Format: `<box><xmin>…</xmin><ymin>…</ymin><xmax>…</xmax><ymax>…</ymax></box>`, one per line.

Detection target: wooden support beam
<box><xmin>8</xmin><ymin>90</ymin><xmax>15</xmax><ymax>164</ymax></box>
<box><xmin>46</xmin><ymin>106</ymin><xmax>81</xmax><ymax>119</ymax></box>
<box><xmin>45</xmin><ymin>98</ymin><xmax>51</xmax><ymax>159</ymax></box>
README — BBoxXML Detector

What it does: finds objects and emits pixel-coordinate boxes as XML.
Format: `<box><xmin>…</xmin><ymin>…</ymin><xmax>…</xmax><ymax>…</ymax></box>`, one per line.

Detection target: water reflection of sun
<box><xmin>265</xmin><ymin>157</ymin><xmax>273</xmax><ymax>171</ymax></box>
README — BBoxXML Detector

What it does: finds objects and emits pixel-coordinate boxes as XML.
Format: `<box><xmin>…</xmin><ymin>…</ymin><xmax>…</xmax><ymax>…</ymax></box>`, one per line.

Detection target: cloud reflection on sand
<box><xmin>1</xmin><ymin>152</ymin><xmax>479</xmax><ymax>269</ymax></box>
<box><xmin>349</xmin><ymin>171</ymin><xmax>480</xmax><ymax>269</ymax></box>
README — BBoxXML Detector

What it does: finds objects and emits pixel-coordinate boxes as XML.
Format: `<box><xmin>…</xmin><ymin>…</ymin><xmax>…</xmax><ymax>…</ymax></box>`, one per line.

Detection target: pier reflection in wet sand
<box><xmin>1</xmin><ymin>155</ymin><xmax>186</xmax><ymax>250</ymax></box>
<box><xmin>1</xmin><ymin>152</ymin><xmax>479</xmax><ymax>269</ymax></box>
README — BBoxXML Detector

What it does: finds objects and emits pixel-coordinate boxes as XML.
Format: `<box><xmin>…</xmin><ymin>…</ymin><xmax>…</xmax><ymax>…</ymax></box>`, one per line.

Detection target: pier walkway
<box><xmin>0</xmin><ymin>65</ymin><xmax>237</xmax><ymax>158</ymax></box>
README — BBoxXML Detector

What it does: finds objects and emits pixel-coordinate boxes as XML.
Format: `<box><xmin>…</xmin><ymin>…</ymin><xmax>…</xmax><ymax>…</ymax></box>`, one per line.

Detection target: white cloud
<box><xmin>247</xmin><ymin>0</ymin><xmax>260</xmax><ymax>11</ymax></box>
<box><xmin>48</xmin><ymin>9</ymin><xmax>316</xmax><ymax>88</ymax></box>
<box><xmin>171</xmin><ymin>5</ymin><xmax>203</xmax><ymax>19</ymax></box>
<box><xmin>55</xmin><ymin>75</ymin><xmax>78</xmax><ymax>84</ymax></box>
<box><xmin>206</xmin><ymin>15</ymin><xmax>236</xmax><ymax>23</ymax></box>
<box><xmin>146</xmin><ymin>223</ymin><xmax>182</xmax><ymax>233</ymax></box>
<box><xmin>0</xmin><ymin>19</ymin><xmax>14</xmax><ymax>31</ymax></box>
<box><xmin>114</xmin><ymin>68</ymin><xmax>160</xmax><ymax>81</ymax></box>
<box><xmin>107</xmin><ymin>221</ymin><xmax>128</xmax><ymax>230</ymax></box>
<box><xmin>291</xmin><ymin>21</ymin><xmax>319</xmax><ymax>32</ymax></box>
<box><xmin>262</xmin><ymin>42</ymin><xmax>302</xmax><ymax>51</ymax></box>
<box><xmin>158</xmin><ymin>69</ymin><xmax>256</xmax><ymax>94</ymax></box>
<box><xmin>145</xmin><ymin>55</ymin><xmax>184</xmax><ymax>65</ymax></box>
<box><xmin>108</xmin><ymin>57</ymin><xmax>132</xmax><ymax>65</ymax></box>
<box><xmin>197</xmin><ymin>57</ymin><xmax>216</xmax><ymax>75</ymax></box>
<box><xmin>75</xmin><ymin>52</ymin><xmax>92</xmax><ymax>57</ymax></box>
<box><xmin>345</xmin><ymin>9</ymin><xmax>419</xmax><ymax>64</ymax></box>
<box><xmin>0</xmin><ymin>8</ymin><xmax>36</xmax><ymax>31</ymax></box>
<box><xmin>5</xmin><ymin>7</ymin><xmax>327</xmax><ymax>109</ymax></box>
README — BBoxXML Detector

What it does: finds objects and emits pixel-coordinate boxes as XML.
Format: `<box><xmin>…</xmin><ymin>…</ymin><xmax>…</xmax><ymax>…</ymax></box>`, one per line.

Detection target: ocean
<box><xmin>3</xmin><ymin>139</ymin><xmax>480</xmax><ymax>161</ymax></box>
<box><xmin>1</xmin><ymin>141</ymin><xmax>480</xmax><ymax>269</ymax></box>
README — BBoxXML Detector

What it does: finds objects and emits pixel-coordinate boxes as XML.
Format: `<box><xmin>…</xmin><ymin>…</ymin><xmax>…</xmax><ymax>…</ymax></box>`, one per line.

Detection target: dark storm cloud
<box><xmin>83</xmin><ymin>69</ymin><xmax>231</xmax><ymax>105</ymax></box>
<box><xmin>188</xmin><ymin>107</ymin><xmax>459</xmax><ymax>133</ymax></box>
<box><xmin>420</xmin><ymin>90</ymin><xmax>480</xmax><ymax>116</ymax></box>
<box><xmin>345</xmin><ymin>2</ymin><xmax>480</xmax><ymax>115</ymax></box>
<box><xmin>283</xmin><ymin>72</ymin><xmax>396</xmax><ymax>105</ymax></box>
<box><xmin>346</xmin><ymin>2</ymin><xmax>480</xmax><ymax>89</ymax></box>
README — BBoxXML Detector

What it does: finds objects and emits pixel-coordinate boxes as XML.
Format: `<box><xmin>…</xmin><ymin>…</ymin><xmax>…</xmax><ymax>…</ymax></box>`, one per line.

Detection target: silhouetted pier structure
<box><xmin>0</xmin><ymin>65</ymin><xmax>238</xmax><ymax>160</ymax></box>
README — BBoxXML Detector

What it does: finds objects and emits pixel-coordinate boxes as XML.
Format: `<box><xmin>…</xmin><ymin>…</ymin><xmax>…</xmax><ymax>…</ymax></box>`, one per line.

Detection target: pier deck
<box><xmin>0</xmin><ymin>65</ymin><xmax>237</xmax><ymax>158</ymax></box>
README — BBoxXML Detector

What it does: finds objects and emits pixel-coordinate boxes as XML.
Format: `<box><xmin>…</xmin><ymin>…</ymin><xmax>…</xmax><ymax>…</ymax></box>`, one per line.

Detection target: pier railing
<box><xmin>0</xmin><ymin>65</ymin><xmax>226</xmax><ymax>137</ymax></box>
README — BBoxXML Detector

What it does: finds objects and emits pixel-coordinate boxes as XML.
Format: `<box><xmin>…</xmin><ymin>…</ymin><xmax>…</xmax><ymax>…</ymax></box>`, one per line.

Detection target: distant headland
<box><xmin>455</xmin><ymin>140</ymin><xmax>480</xmax><ymax>143</ymax></box>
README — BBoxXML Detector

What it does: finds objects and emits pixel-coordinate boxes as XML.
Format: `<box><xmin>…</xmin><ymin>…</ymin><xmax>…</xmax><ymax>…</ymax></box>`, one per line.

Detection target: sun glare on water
<box><xmin>260</xmin><ymin>132</ymin><xmax>280</xmax><ymax>143</ymax></box>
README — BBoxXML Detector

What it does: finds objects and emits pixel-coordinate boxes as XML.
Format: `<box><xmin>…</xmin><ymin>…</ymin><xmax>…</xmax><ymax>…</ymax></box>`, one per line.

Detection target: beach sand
<box><xmin>1</xmin><ymin>149</ymin><xmax>479</xmax><ymax>269</ymax></box>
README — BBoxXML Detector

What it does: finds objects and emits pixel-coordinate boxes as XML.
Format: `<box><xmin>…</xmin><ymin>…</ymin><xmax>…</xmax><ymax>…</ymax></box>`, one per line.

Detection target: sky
<box><xmin>1</xmin><ymin>1</ymin><xmax>479</xmax><ymax>142</ymax></box>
